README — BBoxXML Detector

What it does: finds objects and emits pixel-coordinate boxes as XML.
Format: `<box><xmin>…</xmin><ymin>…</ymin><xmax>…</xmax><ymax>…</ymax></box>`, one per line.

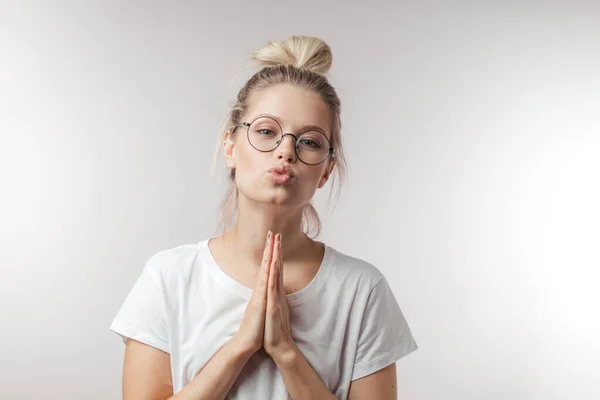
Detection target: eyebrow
<box><xmin>253</xmin><ymin>113</ymin><xmax>329</xmax><ymax>137</ymax></box>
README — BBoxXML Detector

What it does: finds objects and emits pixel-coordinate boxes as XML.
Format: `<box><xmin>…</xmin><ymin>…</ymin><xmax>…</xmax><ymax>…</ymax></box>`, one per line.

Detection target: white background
<box><xmin>1</xmin><ymin>1</ymin><xmax>599</xmax><ymax>399</ymax></box>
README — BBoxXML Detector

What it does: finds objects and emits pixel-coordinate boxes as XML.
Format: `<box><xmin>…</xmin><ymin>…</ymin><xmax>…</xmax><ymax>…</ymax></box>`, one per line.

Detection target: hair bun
<box><xmin>250</xmin><ymin>35</ymin><xmax>333</xmax><ymax>76</ymax></box>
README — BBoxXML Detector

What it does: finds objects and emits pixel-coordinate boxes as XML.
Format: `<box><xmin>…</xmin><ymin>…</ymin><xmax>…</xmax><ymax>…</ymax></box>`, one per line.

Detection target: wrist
<box><xmin>271</xmin><ymin>342</ymin><xmax>299</xmax><ymax>368</ymax></box>
<box><xmin>231</xmin><ymin>332</ymin><xmax>258</xmax><ymax>359</ymax></box>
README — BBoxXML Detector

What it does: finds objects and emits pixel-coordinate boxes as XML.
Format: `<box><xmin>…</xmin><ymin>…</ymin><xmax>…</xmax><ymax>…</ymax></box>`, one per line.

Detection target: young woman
<box><xmin>110</xmin><ymin>35</ymin><xmax>418</xmax><ymax>400</ymax></box>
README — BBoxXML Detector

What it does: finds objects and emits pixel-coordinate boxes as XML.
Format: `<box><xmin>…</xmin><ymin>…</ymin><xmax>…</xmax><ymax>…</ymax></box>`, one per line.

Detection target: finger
<box><xmin>271</xmin><ymin>234</ymin><xmax>280</xmax><ymax>293</ymax></box>
<box><xmin>268</xmin><ymin>234</ymin><xmax>280</xmax><ymax>300</ymax></box>
<box><xmin>272</xmin><ymin>233</ymin><xmax>280</xmax><ymax>276</ymax></box>
<box><xmin>267</xmin><ymin>260</ymin><xmax>278</xmax><ymax>306</ymax></box>
<box><xmin>265</xmin><ymin>231</ymin><xmax>278</xmax><ymax>270</ymax></box>
<box><xmin>278</xmin><ymin>234</ymin><xmax>284</xmax><ymax>296</ymax></box>
<box><xmin>258</xmin><ymin>231</ymin><xmax>273</xmax><ymax>294</ymax></box>
<box><xmin>267</xmin><ymin>230</ymin><xmax>276</xmax><ymax>264</ymax></box>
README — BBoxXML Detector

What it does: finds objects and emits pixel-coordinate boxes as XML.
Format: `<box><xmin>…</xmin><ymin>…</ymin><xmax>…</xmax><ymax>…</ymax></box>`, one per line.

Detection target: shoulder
<box><xmin>325</xmin><ymin>243</ymin><xmax>387</xmax><ymax>293</ymax></box>
<box><xmin>142</xmin><ymin>240</ymin><xmax>206</xmax><ymax>286</ymax></box>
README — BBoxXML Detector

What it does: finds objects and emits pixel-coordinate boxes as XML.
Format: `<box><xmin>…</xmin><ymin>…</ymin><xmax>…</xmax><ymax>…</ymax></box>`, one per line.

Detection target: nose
<box><xmin>274</xmin><ymin>133</ymin><xmax>297</xmax><ymax>163</ymax></box>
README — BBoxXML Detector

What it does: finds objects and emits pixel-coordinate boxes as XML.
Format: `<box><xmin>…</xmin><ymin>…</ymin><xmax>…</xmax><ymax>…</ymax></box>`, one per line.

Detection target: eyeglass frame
<box><xmin>231</xmin><ymin>115</ymin><xmax>336</xmax><ymax>166</ymax></box>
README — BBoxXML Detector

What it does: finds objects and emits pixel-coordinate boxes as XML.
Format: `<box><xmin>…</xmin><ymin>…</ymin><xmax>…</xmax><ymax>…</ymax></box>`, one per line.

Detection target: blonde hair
<box><xmin>211</xmin><ymin>35</ymin><xmax>348</xmax><ymax>238</ymax></box>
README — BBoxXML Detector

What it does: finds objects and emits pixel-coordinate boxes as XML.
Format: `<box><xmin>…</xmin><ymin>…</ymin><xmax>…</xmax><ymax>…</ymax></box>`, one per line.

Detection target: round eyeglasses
<box><xmin>232</xmin><ymin>116</ymin><xmax>335</xmax><ymax>165</ymax></box>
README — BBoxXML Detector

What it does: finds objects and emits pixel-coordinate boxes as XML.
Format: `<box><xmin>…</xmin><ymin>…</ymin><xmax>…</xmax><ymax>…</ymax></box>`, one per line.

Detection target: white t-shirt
<box><xmin>110</xmin><ymin>238</ymin><xmax>418</xmax><ymax>399</ymax></box>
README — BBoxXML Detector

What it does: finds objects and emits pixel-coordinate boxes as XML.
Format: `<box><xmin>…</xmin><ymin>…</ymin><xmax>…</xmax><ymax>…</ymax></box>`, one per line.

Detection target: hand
<box><xmin>263</xmin><ymin>233</ymin><xmax>295</xmax><ymax>362</ymax></box>
<box><xmin>235</xmin><ymin>231</ymin><xmax>274</xmax><ymax>354</ymax></box>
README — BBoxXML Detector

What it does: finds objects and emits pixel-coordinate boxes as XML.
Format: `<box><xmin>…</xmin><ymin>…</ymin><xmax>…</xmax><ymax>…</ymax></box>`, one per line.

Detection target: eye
<box><xmin>257</xmin><ymin>129</ymin><xmax>277</xmax><ymax>136</ymax></box>
<box><xmin>299</xmin><ymin>138</ymin><xmax>322</xmax><ymax>149</ymax></box>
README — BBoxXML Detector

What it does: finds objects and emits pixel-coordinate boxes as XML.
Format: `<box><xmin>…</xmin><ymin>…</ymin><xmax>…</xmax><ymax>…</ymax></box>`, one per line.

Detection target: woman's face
<box><xmin>224</xmin><ymin>83</ymin><xmax>335</xmax><ymax>208</ymax></box>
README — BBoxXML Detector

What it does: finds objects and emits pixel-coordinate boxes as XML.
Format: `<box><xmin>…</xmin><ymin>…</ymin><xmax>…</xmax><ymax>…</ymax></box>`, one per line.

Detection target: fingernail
<box><xmin>267</xmin><ymin>230</ymin><xmax>271</xmax><ymax>241</ymax></box>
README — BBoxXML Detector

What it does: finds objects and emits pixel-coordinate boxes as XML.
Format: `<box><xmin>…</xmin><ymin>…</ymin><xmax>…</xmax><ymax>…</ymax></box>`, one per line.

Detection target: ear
<box><xmin>317</xmin><ymin>158</ymin><xmax>336</xmax><ymax>189</ymax></box>
<box><xmin>223</xmin><ymin>130</ymin><xmax>236</xmax><ymax>169</ymax></box>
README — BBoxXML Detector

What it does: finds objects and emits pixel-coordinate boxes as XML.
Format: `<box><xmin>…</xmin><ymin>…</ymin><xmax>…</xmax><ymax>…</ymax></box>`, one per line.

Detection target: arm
<box><xmin>266</xmin><ymin>234</ymin><xmax>377</xmax><ymax>399</ymax></box>
<box><xmin>121</xmin><ymin>231</ymin><xmax>276</xmax><ymax>400</ymax></box>
<box><xmin>263</xmin><ymin>235</ymin><xmax>337</xmax><ymax>399</ymax></box>
<box><xmin>122</xmin><ymin>339</ymin><xmax>173</xmax><ymax>400</ymax></box>
<box><xmin>348</xmin><ymin>363</ymin><xmax>397</xmax><ymax>400</ymax></box>
<box><xmin>274</xmin><ymin>346</ymin><xmax>398</xmax><ymax>400</ymax></box>
<box><xmin>273</xmin><ymin>344</ymin><xmax>338</xmax><ymax>400</ymax></box>
<box><xmin>263</xmin><ymin>236</ymin><xmax>413</xmax><ymax>399</ymax></box>
<box><xmin>123</xmin><ymin>333</ymin><xmax>254</xmax><ymax>400</ymax></box>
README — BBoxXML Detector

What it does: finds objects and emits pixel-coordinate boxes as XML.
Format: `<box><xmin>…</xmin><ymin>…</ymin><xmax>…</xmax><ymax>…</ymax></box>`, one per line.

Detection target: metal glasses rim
<box><xmin>232</xmin><ymin>121</ymin><xmax>335</xmax><ymax>165</ymax></box>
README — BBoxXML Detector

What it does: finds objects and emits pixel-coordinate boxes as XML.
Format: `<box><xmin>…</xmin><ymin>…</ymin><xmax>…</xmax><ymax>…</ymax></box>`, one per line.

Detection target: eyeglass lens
<box><xmin>246</xmin><ymin>116</ymin><xmax>330</xmax><ymax>165</ymax></box>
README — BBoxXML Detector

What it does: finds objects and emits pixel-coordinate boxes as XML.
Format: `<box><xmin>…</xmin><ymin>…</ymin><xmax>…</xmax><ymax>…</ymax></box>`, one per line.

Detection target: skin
<box><xmin>121</xmin><ymin>83</ymin><xmax>398</xmax><ymax>399</ymax></box>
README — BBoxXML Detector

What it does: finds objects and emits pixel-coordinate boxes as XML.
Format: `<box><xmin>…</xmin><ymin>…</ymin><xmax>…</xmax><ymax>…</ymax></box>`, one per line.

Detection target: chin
<box><xmin>265</xmin><ymin>190</ymin><xmax>308</xmax><ymax>208</ymax></box>
<box><xmin>263</xmin><ymin>192</ymin><xmax>298</xmax><ymax>206</ymax></box>
<box><xmin>238</xmin><ymin>178</ymin><xmax>310</xmax><ymax>206</ymax></box>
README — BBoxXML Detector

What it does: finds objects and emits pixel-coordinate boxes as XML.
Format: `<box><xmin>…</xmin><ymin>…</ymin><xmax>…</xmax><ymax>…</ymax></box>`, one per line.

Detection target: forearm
<box><xmin>274</xmin><ymin>345</ymin><xmax>338</xmax><ymax>400</ymax></box>
<box><xmin>170</xmin><ymin>333</ymin><xmax>254</xmax><ymax>400</ymax></box>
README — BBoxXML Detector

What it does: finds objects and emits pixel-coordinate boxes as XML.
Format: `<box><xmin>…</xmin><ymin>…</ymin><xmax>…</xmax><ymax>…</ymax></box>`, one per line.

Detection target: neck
<box><xmin>221</xmin><ymin>194</ymin><xmax>311</xmax><ymax>269</ymax></box>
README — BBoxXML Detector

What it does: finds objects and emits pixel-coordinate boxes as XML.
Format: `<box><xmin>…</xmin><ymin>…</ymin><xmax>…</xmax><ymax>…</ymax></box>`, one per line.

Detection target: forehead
<box><xmin>244</xmin><ymin>84</ymin><xmax>332</xmax><ymax>136</ymax></box>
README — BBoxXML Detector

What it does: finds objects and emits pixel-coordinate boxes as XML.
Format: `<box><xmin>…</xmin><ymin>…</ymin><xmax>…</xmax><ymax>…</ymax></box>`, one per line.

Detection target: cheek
<box><xmin>234</xmin><ymin>144</ymin><xmax>267</xmax><ymax>182</ymax></box>
<box><xmin>235</xmin><ymin>141</ymin><xmax>259</xmax><ymax>168</ymax></box>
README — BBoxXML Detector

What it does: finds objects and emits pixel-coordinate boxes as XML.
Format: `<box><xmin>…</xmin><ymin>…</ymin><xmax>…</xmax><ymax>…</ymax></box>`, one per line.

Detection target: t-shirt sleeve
<box><xmin>109</xmin><ymin>261</ymin><xmax>170</xmax><ymax>354</ymax></box>
<box><xmin>351</xmin><ymin>277</ymin><xmax>418</xmax><ymax>381</ymax></box>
